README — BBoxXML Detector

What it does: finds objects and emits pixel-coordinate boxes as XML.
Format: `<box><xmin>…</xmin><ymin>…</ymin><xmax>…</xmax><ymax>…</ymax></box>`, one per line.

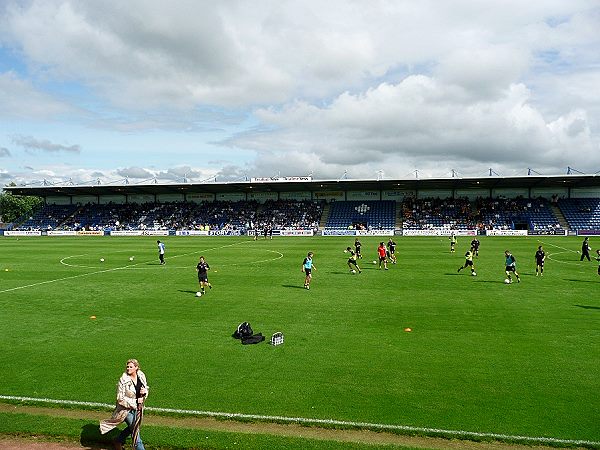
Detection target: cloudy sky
<box><xmin>0</xmin><ymin>0</ymin><xmax>599</xmax><ymax>186</ymax></box>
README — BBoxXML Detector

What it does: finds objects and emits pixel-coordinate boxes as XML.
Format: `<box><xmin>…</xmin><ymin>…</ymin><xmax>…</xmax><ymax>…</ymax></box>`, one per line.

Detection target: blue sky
<box><xmin>1</xmin><ymin>0</ymin><xmax>599</xmax><ymax>186</ymax></box>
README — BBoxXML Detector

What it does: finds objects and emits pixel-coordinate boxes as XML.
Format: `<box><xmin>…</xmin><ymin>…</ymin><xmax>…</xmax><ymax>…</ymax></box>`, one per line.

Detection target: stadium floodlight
<box><xmin>103</xmin><ymin>178</ymin><xmax>124</xmax><ymax>185</ymax></box>
<box><xmin>135</xmin><ymin>176</ymin><xmax>156</xmax><ymax>185</ymax></box>
<box><xmin>24</xmin><ymin>179</ymin><xmax>46</xmax><ymax>187</ymax></box>
<box><xmin>566</xmin><ymin>166</ymin><xmax>585</xmax><ymax>175</ymax></box>
<box><xmin>43</xmin><ymin>178</ymin><xmax>75</xmax><ymax>186</ymax></box>
<box><xmin>199</xmin><ymin>173</ymin><xmax>218</xmax><ymax>183</ymax></box>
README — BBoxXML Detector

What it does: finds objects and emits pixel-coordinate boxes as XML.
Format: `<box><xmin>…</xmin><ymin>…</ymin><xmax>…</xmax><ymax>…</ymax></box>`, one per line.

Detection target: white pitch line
<box><xmin>0</xmin><ymin>395</ymin><xmax>597</xmax><ymax>447</ymax></box>
<box><xmin>537</xmin><ymin>239</ymin><xmax>579</xmax><ymax>254</ymax></box>
<box><xmin>0</xmin><ymin>264</ymin><xmax>131</xmax><ymax>295</ymax></box>
<box><xmin>59</xmin><ymin>241</ymin><xmax>283</xmax><ymax>270</ymax></box>
<box><xmin>537</xmin><ymin>240</ymin><xmax>595</xmax><ymax>269</ymax></box>
<box><xmin>543</xmin><ymin>250</ymin><xmax>586</xmax><ymax>267</ymax></box>
<box><xmin>3</xmin><ymin>240</ymin><xmax>281</xmax><ymax>294</ymax></box>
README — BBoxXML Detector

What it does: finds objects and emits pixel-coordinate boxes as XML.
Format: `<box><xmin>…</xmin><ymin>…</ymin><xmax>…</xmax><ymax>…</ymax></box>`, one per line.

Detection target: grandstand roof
<box><xmin>4</xmin><ymin>174</ymin><xmax>599</xmax><ymax>198</ymax></box>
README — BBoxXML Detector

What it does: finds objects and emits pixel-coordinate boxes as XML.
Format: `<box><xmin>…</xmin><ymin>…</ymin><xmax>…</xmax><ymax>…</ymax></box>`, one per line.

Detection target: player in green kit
<box><xmin>449</xmin><ymin>233</ymin><xmax>457</xmax><ymax>253</ymax></box>
<box><xmin>457</xmin><ymin>247</ymin><xmax>476</xmax><ymax>276</ymax></box>
<box><xmin>345</xmin><ymin>247</ymin><xmax>362</xmax><ymax>273</ymax></box>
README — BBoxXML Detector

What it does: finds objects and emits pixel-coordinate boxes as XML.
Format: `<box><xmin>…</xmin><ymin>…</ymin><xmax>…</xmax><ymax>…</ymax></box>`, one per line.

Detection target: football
<box><xmin>129</xmin><ymin>256</ymin><xmax>134</xmax><ymax>261</ymax></box>
<box><xmin>195</xmin><ymin>291</ymin><xmax>202</xmax><ymax>297</ymax></box>
<box><xmin>504</xmin><ymin>279</ymin><xmax>511</xmax><ymax>284</ymax></box>
<box><xmin>351</xmin><ymin>269</ymin><xmax>356</xmax><ymax>274</ymax></box>
<box><xmin>373</xmin><ymin>260</ymin><xmax>377</xmax><ymax>264</ymax></box>
<box><xmin>471</xmin><ymin>272</ymin><xmax>477</xmax><ymax>276</ymax></box>
<box><xmin>100</xmin><ymin>258</ymin><xmax>104</xmax><ymax>262</ymax></box>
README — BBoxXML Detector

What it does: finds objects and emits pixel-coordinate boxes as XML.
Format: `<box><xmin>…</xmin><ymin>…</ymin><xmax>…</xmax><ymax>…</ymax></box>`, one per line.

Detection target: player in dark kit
<box><xmin>580</xmin><ymin>237</ymin><xmax>591</xmax><ymax>261</ymax></box>
<box><xmin>345</xmin><ymin>247</ymin><xmax>361</xmax><ymax>273</ymax></box>
<box><xmin>354</xmin><ymin>238</ymin><xmax>362</xmax><ymax>259</ymax></box>
<box><xmin>387</xmin><ymin>239</ymin><xmax>397</xmax><ymax>264</ymax></box>
<box><xmin>504</xmin><ymin>250</ymin><xmax>521</xmax><ymax>283</ymax></box>
<box><xmin>596</xmin><ymin>249</ymin><xmax>600</xmax><ymax>276</ymax></box>
<box><xmin>196</xmin><ymin>256</ymin><xmax>212</xmax><ymax>296</ymax></box>
<box><xmin>457</xmin><ymin>248</ymin><xmax>476</xmax><ymax>276</ymax></box>
<box><xmin>535</xmin><ymin>245</ymin><xmax>546</xmax><ymax>276</ymax></box>
<box><xmin>470</xmin><ymin>237</ymin><xmax>480</xmax><ymax>257</ymax></box>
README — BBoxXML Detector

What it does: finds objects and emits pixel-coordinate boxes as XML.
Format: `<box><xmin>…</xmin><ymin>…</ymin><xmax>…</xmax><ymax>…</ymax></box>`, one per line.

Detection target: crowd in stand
<box><xmin>11</xmin><ymin>196</ymin><xmax>590</xmax><ymax>233</ymax></box>
<box><xmin>249</xmin><ymin>200</ymin><xmax>323</xmax><ymax>232</ymax></box>
<box><xmin>475</xmin><ymin>197</ymin><xmax>560</xmax><ymax>231</ymax></box>
<box><xmin>400</xmin><ymin>196</ymin><xmax>561</xmax><ymax>231</ymax></box>
<box><xmin>401</xmin><ymin>197</ymin><xmax>475</xmax><ymax>230</ymax></box>
<box><xmin>15</xmin><ymin>200</ymin><xmax>323</xmax><ymax>232</ymax></box>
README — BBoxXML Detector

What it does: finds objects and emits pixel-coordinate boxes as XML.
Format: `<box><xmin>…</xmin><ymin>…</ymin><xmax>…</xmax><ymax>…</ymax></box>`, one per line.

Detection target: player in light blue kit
<box><xmin>302</xmin><ymin>252</ymin><xmax>316</xmax><ymax>290</ymax></box>
<box><xmin>504</xmin><ymin>250</ymin><xmax>520</xmax><ymax>283</ymax></box>
<box><xmin>157</xmin><ymin>240</ymin><xmax>166</xmax><ymax>265</ymax></box>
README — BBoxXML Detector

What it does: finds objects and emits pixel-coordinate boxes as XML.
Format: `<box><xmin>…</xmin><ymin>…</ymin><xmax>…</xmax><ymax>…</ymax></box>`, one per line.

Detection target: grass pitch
<box><xmin>0</xmin><ymin>235</ymin><xmax>599</xmax><ymax>446</ymax></box>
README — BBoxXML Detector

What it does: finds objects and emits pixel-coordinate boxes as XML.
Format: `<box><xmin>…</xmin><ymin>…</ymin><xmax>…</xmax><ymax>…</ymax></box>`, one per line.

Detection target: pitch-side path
<box><xmin>0</xmin><ymin>398</ymin><xmax>598</xmax><ymax>450</ymax></box>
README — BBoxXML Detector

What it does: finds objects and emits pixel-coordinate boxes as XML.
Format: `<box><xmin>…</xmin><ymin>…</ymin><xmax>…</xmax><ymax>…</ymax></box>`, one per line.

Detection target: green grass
<box><xmin>0</xmin><ymin>235</ymin><xmax>599</xmax><ymax>446</ymax></box>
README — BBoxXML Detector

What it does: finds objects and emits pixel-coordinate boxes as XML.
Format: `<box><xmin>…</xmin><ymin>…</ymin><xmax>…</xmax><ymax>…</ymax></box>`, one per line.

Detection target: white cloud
<box><xmin>116</xmin><ymin>167</ymin><xmax>154</xmax><ymax>180</ymax></box>
<box><xmin>12</xmin><ymin>135</ymin><xmax>81</xmax><ymax>153</ymax></box>
<box><xmin>434</xmin><ymin>45</ymin><xmax>530</xmax><ymax>99</ymax></box>
<box><xmin>0</xmin><ymin>72</ymin><xmax>73</xmax><ymax>119</ymax></box>
<box><xmin>224</xmin><ymin>75</ymin><xmax>598</xmax><ymax>178</ymax></box>
<box><xmin>0</xmin><ymin>0</ymin><xmax>598</xmax><ymax>180</ymax></box>
<box><xmin>3</xmin><ymin>0</ymin><xmax>595</xmax><ymax>110</ymax></box>
<box><xmin>155</xmin><ymin>166</ymin><xmax>208</xmax><ymax>182</ymax></box>
<box><xmin>1</xmin><ymin>164</ymin><xmax>219</xmax><ymax>186</ymax></box>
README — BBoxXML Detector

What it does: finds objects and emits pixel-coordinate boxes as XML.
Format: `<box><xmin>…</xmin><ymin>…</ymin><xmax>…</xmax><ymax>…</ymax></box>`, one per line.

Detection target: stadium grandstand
<box><xmin>3</xmin><ymin>174</ymin><xmax>600</xmax><ymax>236</ymax></box>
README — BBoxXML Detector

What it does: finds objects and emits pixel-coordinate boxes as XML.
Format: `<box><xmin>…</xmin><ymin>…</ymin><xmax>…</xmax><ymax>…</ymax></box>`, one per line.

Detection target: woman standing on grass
<box><xmin>302</xmin><ymin>251</ymin><xmax>316</xmax><ymax>289</ymax></box>
<box><xmin>100</xmin><ymin>359</ymin><xmax>149</xmax><ymax>450</ymax></box>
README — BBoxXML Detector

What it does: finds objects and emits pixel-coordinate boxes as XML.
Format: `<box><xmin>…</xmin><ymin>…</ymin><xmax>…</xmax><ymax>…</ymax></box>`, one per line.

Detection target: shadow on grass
<box><xmin>80</xmin><ymin>423</ymin><xmax>113</xmax><ymax>449</ymax></box>
<box><xmin>565</xmin><ymin>279</ymin><xmax>599</xmax><ymax>283</ymax></box>
<box><xmin>178</xmin><ymin>289</ymin><xmax>198</xmax><ymax>294</ymax></box>
<box><xmin>575</xmin><ymin>305</ymin><xmax>600</xmax><ymax>310</ymax></box>
<box><xmin>281</xmin><ymin>284</ymin><xmax>306</xmax><ymax>289</ymax></box>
